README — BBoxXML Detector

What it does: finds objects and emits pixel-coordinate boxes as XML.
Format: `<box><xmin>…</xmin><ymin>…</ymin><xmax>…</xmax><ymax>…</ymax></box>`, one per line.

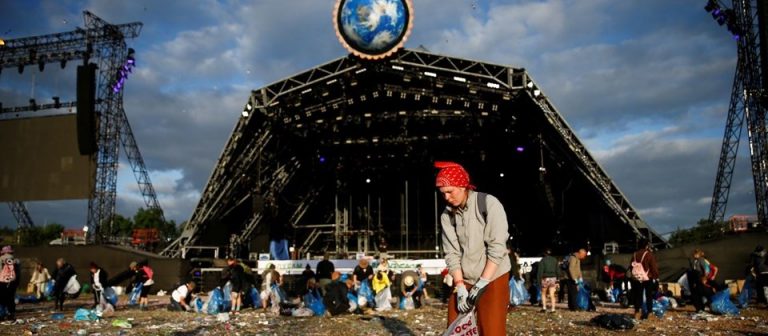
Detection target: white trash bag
<box><xmin>443</xmin><ymin>310</ymin><xmax>478</xmax><ymax>336</ymax></box>
<box><xmin>64</xmin><ymin>275</ymin><xmax>81</xmax><ymax>295</ymax></box>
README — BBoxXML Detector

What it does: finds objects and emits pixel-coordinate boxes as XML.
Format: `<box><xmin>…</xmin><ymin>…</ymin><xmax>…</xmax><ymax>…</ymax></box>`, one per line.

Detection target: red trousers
<box><xmin>448</xmin><ymin>273</ymin><xmax>509</xmax><ymax>335</ymax></box>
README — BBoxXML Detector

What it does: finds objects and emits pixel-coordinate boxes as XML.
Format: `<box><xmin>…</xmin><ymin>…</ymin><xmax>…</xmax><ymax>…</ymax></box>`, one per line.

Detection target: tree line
<box><xmin>8</xmin><ymin>207</ymin><xmax>180</xmax><ymax>246</ymax></box>
<box><xmin>668</xmin><ymin>219</ymin><xmax>729</xmax><ymax>247</ymax></box>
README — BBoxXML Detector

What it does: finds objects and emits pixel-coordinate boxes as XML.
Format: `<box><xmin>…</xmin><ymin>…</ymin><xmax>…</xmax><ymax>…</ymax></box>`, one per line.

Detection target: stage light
<box><xmin>241</xmin><ymin>110</ymin><xmax>249</xmax><ymax>117</ymax></box>
<box><xmin>326</xmin><ymin>79</ymin><xmax>338</xmax><ymax>85</ymax></box>
<box><xmin>487</xmin><ymin>82</ymin><xmax>500</xmax><ymax>89</ymax></box>
<box><xmin>453</xmin><ymin>76</ymin><xmax>466</xmax><ymax>83</ymax></box>
<box><xmin>533</xmin><ymin>89</ymin><xmax>541</xmax><ymax>97</ymax></box>
<box><xmin>319</xmin><ymin>156</ymin><xmax>326</xmax><ymax>163</ymax></box>
<box><xmin>539</xmin><ymin>166</ymin><xmax>547</xmax><ymax>173</ymax></box>
<box><xmin>301</xmin><ymin>88</ymin><xmax>312</xmax><ymax>94</ymax></box>
<box><xmin>365</xmin><ymin>178</ymin><xmax>371</xmax><ymax>184</ymax></box>
<box><xmin>704</xmin><ymin>0</ymin><xmax>718</xmax><ymax>12</ymax></box>
<box><xmin>0</xmin><ymin>38</ymin><xmax>4</xmax><ymax>46</ymax></box>
<box><xmin>392</xmin><ymin>65</ymin><xmax>404</xmax><ymax>71</ymax></box>
<box><xmin>355</xmin><ymin>68</ymin><xmax>367</xmax><ymax>74</ymax></box>
<box><xmin>526</xmin><ymin>81</ymin><xmax>534</xmax><ymax>89</ymax></box>
<box><xmin>423</xmin><ymin>71</ymin><xmax>437</xmax><ymax>77</ymax></box>
<box><xmin>516</xmin><ymin>146</ymin><xmax>524</xmax><ymax>152</ymax></box>
<box><xmin>499</xmin><ymin>173</ymin><xmax>505</xmax><ymax>178</ymax></box>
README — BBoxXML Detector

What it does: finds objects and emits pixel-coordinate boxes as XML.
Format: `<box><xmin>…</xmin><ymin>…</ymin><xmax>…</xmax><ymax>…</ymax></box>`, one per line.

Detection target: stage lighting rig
<box><xmin>705</xmin><ymin>0</ymin><xmax>742</xmax><ymax>39</ymax></box>
<box><xmin>113</xmin><ymin>48</ymin><xmax>136</xmax><ymax>93</ymax></box>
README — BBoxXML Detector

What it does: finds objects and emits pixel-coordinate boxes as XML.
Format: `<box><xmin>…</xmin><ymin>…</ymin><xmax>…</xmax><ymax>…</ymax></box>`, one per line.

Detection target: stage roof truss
<box><xmin>162</xmin><ymin>49</ymin><xmax>666</xmax><ymax>257</ymax></box>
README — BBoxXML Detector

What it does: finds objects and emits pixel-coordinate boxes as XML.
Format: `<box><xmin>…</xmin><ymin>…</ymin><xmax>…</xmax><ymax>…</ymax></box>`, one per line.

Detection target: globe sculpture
<box><xmin>334</xmin><ymin>0</ymin><xmax>413</xmax><ymax>59</ymax></box>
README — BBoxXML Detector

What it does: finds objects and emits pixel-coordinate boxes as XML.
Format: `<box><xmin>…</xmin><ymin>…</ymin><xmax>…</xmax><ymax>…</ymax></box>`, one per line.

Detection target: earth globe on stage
<box><xmin>333</xmin><ymin>0</ymin><xmax>414</xmax><ymax>60</ymax></box>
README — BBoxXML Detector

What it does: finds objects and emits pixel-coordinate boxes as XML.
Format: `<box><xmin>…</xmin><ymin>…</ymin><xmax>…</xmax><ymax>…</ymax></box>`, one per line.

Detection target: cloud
<box><xmin>0</xmin><ymin>0</ymin><xmax>751</xmax><ymax>238</ymax></box>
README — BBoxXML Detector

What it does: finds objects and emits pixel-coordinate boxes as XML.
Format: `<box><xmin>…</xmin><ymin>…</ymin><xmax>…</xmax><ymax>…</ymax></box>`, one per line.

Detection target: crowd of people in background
<box><xmin>0</xmin><ymin>239</ymin><xmax>764</xmax><ymax>325</ymax></box>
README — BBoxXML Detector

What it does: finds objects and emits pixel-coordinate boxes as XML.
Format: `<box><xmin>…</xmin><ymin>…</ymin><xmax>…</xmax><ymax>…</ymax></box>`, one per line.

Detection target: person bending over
<box><xmin>169</xmin><ymin>281</ymin><xmax>196</xmax><ymax>312</ymax></box>
<box><xmin>437</xmin><ymin>161</ymin><xmax>512</xmax><ymax>335</ymax></box>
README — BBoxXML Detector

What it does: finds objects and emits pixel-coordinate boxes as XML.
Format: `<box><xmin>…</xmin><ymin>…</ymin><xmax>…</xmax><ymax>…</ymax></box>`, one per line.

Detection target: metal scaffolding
<box><xmin>708</xmin><ymin>0</ymin><xmax>768</xmax><ymax>227</ymax></box>
<box><xmin>0</xmin><ymin>11</ymin><xmax>164</xmax><ymax>237</ymax></box>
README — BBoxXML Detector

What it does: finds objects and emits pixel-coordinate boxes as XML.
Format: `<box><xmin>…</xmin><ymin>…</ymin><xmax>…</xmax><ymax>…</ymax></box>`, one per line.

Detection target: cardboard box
<box><xmin>662</xmin><ymin>282</ymin><xmax>681</xmax><ymax>297</ymax></box>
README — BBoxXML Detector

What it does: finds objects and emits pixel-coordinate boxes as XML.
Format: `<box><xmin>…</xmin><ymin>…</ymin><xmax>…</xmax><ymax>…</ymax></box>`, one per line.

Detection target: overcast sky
<box><xmin>0</xmin><ymin>0</ymin><xmax>753</xmax><ymax>236</ymax></box>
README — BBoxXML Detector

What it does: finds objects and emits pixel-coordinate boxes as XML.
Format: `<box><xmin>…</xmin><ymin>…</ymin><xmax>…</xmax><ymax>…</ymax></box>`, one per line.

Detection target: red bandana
<box><xmin>434</xmin><ymin>161</ymin><xmax>475</xmax><ymax>190</ymax></box>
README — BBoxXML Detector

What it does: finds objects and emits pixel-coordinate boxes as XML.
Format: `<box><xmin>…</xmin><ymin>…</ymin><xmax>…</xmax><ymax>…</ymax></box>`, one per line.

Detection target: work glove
<box><xmin>456</xmin><ymin>285</ymin><xmax>470</xmax><ymax>313</ymax></box>
<box><xmin>465</xmin><ymin>278</ymin><xmax>490</xmax><ymax>310</ymax></box>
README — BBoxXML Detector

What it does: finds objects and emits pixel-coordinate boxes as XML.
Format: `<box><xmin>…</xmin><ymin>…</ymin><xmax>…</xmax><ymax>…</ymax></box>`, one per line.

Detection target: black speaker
<box><xmin>76</xmin><ymin>63</ymin><xmax>97</xmax><ymax>155</ymax></box>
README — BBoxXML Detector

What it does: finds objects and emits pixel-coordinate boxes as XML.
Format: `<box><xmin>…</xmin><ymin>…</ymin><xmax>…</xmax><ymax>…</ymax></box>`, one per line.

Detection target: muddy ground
<box><xmin>2</xmin><ymin>295</ymin><xmax>767</xmax><ymax>335</ymax></box>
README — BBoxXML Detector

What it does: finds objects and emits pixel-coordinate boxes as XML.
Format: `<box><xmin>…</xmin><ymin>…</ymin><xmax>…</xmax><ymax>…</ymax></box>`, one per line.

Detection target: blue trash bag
<box><xmin>129</xmin><ymin>283</ymin><xmax>143</xmax><ymax>306</ymax></box>
<box><xmin>347</xmin><ymin>291</ymin><xmax>357</xmax><ymax>307</ymax></box>
<box><xmin>652</xmin><ymin>296</ymin><xmax>670</xmax><ymax>317</ymax></box>
<box><xmin>17</xmin><ymin>294</ymin><xmax>38</xmax><ymax>304</ymax></box>
<box><xmin>576</xmin><ymin>282</ymin><xmax>590</xmax><ymax>310</ymax></box>
<box><xmin>103</xmin><ymin>287</ymin><xmax>118</xmax><ymax>306</ymax></box>
<box><xmin>711</xmin><ymin>289</ymin><xmax>740</xmax><ymax>315</ymax></box>
<box><xmin>195</xmin><ymin>297</ymin><xmax>204</xmax><ymax>312</ymax></box>
<box><xmin>611</xmin><ymin>287</ymin><xmax>620</xmax><ymax>303</ymax></box>
<box><xmin>188</xmin><ymin>297</ymin><xmax>204</xmax><ymax>313</ymax></box>
<box><xmin>249</xmin><ymin>287</ymin><xmax>262</xmax><ymax>308</ymax></box>
<box><xmin>222</xmin><ymin>282</ymin><xmax>233</xmax><ymax>312</ymax></box>
<box><xmin>207</xmin><ymin>288</ymin><xmax>224</xmax><ymax>315</ymax></box>
<box><xmin>44</xmin><ymin>280</ymin><xmax>55</xmax><ymax>298</ymax></box>
<box><xmin>509</xmin><ymin>278</ymin><xmax>529</xmax><ymax>306</ymax></box>
<box><xmin>359</xmin><ymin>281</ymin><xmax>375</xmax><ymax>307</ymax></box>
<box><xmin>271</xmin><ymin>284</ymin><xmax>287</xmax><ymax>303</ymax></box>
<box><xmin>739</xmin><ymin>278</ymin><xmax>754</xmax><ymax>308</ymax></box>
<box><xmin>304</xmin><ymin>291</ymin><xmax>326</xmax><ymax>316</ymax></box>
<box><xmin>532</xmin><ymin>284</ymin><xmax>541</xmax><ymax>304</ymax></box>
<box><xmin>399</xmin><ymin>296</ymin><xmax>415</xmax><ymax>310</ymax></box>
<box><xmin>74</xmin><ymin>308</ymin><xmax>98</xmax><ymax>321</ymax></box>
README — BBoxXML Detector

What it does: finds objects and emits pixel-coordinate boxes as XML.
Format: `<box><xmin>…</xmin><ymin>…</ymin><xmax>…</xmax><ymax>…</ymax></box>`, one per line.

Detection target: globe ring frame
<box><xmin>332</xmin><ymin>0</ymin><xmax>414</xmax><ymax>60</ymax></box>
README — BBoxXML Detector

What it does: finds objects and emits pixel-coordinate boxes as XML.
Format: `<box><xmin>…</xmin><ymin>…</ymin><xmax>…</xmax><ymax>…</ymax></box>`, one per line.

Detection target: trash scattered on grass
<box><xmin>111</xmin><ymin>319</ymin><xmax>132</xmax><ymax>329</ymax></box>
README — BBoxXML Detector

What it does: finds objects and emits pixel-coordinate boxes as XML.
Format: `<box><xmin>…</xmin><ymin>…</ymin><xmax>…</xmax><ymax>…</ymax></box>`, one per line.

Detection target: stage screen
<box><xmin>0</xmin><ymin>114</ymin><xmax>96</xmax><ymax>202</ymax></box>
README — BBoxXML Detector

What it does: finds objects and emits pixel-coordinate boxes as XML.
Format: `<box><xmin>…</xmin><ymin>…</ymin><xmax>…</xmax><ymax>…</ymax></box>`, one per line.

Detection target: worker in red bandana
<box><xmin>436</xmin><ymin>161</ymin><xmax>511</xmax><ymax>335</ymax></box>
